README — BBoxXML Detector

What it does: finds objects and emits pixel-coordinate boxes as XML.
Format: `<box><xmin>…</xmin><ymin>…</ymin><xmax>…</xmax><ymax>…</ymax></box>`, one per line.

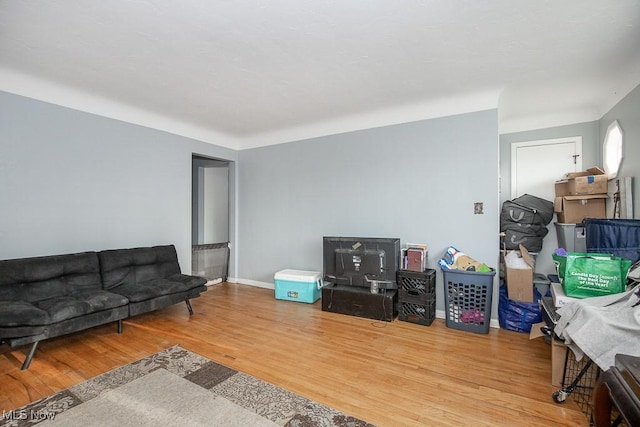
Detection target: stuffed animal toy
<box><xmin>453</xmin><ymin>254</ymin><xmax>483</xmax><ymax>271</ymax></box>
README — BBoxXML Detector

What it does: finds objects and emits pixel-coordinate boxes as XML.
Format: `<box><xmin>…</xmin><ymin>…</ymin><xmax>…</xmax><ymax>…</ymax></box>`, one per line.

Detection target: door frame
<box><xmin>510</xmin><ymin>136</ymin><xmax>582</xmax><ymax>199</ymax></box>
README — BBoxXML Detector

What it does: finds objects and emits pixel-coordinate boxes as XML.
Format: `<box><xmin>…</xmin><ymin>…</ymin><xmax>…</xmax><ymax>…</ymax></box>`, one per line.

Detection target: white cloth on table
<box><xmin>554</xmin><ymin>284</ymin><xmax>640</xmax><ymax>370</ymax></box>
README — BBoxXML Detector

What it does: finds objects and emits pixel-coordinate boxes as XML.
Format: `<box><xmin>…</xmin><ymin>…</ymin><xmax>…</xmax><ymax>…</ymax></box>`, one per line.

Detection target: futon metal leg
<box><xmin>21</xmin><ymin>341</ymin><xmax>39</xmax><ymax>370</ymax></box>
<box><xmin>185</xmin><ymin>299</ymin><xmax>194</xmax><ymax>315</ymax></box>
<box><xmin>117</xmin><ymin>319</ymin><xmax>123</xmax><ymax>334</ymax></box>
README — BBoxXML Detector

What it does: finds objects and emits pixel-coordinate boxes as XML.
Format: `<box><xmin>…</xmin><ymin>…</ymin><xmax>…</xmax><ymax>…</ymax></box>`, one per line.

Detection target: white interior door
<box><xmin>510</xmin><ymin>137</ymin><xmax>582</xmax><ymax>277</ymax></box>
<box><xmin>511</xmin><ymin>137</ymin><xmax>582</xmax><ymax>200</ymax></box>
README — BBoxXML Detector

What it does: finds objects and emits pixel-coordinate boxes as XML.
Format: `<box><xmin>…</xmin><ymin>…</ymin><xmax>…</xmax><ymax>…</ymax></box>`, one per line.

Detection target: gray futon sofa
<box><xmin>0</xmin><ymin>245</ymin><xmax>207</xmax><ymax>369</ymax></box>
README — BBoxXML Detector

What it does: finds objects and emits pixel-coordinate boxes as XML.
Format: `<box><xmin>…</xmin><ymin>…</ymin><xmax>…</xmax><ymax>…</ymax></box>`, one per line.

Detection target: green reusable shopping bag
<box><xmin>552</xmin><ymin>252</ymin><xmax>567</xmax><ymax>279</ymax></box>
<box><xmin>562</xmin><ymin>252</ymin><xmax>632</xmax><ymax>298</ymax></box>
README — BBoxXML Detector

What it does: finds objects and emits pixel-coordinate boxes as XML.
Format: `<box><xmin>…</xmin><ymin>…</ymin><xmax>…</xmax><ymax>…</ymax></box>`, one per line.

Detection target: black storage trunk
<box><xmin>321</xmin><ymin>284</ymin><xmax>397</xmax><ymax>322</ymax></box>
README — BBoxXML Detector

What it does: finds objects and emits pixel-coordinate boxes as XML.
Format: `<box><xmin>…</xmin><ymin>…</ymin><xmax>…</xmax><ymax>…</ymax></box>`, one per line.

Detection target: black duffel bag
<box><xmin>500</xmin><ymin>194</ymin><xmax>554</xmax><ymax>230</ymax></box>
<box><xmin>502</xmin><ymin>223</ymin><xmax>548</xmax><ymax>252</ymax></box>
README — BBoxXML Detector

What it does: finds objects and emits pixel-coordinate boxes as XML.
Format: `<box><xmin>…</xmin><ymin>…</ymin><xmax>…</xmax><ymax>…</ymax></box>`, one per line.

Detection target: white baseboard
<box><xmin>227</xmin><ymin>277</ymin><xmax>274</xmax><ymax>289</ymax></box>
<box><xmin>205</xmin><ymin>278</ymin><xmax>223</xmax><ymax>287</ymax></box>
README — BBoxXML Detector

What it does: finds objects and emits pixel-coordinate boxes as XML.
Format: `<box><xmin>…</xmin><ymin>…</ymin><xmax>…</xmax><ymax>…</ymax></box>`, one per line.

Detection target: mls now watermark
<box><xmin>2</xmin><ymin>409</ymin><xmax>56</xmax><ymax>421</ymax></box>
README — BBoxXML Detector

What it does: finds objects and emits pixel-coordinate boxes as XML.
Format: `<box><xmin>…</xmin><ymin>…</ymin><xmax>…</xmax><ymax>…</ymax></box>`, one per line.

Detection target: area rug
<box><xmin>1</xmin><ymin>346</ymin><xmax>373</xmax><ymax>427</ymax></box>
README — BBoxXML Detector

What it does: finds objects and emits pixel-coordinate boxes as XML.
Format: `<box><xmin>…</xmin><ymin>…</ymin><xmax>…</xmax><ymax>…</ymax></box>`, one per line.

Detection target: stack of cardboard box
<box><xmin>553</xmin><ymin>167</ymin><xmax>608</xmax><ymax>223</ymax></box>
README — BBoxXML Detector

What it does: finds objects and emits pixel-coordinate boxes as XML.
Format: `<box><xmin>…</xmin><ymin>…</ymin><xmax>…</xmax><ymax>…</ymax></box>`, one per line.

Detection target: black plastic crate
<box><xmin>397</xmin><ymin>269</ymin><xmax>436</xmax><ymax>302</ymax></box>
<box><xmin>397</xmin><ymin>295</ymin><xmax>435</xmax><ymax>326</ymax></box>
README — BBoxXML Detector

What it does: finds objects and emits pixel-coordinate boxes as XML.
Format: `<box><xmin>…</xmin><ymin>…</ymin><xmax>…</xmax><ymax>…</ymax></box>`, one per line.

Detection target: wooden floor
<box><xmin>1</xmin><ymin>283</ymin><xmax>589</xmax><ymax>426</ymax></box>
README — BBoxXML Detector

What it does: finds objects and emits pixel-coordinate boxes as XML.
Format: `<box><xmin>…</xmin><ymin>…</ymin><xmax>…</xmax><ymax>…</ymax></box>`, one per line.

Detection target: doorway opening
<box><xmin>192</xmin><ymin>155</ymin><xmax>230</xmax><ymax>283</ymax></box>
<box><xmin>508</xmin><ymin>136</ymin><xmax>583</xmax><ymax>277</ymax></box>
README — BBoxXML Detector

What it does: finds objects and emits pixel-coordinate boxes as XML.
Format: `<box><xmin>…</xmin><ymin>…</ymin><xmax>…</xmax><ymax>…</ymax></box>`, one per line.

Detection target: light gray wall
<box><xmin>4</xmin><ymin>79</ymin><xmax>635</xmax><ymax>322</ymax></box>
<box><xmin>600</xmin><ymin>83</ymin><xmax>640</xmax><ymax>218</ymax></box>
<box><xmin>0</xmin><ymin>90</ymin><xmax>238</xmax><ymax>273</ymax></box>
<box><xmin>237</xmin><ymin>109</ymin><xmax>500</xmax><ymax>316</ymax></box>
<box><xmin>499</xmin><ymin>122</ymin><xmax>600</xmax><ymax>276</ymax></box>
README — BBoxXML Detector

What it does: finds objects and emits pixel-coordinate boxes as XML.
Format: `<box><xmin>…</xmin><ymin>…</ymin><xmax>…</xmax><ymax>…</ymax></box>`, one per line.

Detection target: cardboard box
<box><xmin>564</xmin><ymin>167</ymin><xmax>608</xmax><ymax>195</ymax></box>
<box><xmin>504</xmin><ymin>245</ymin><xmax>535</xmax><ymax>302</ymax></box>
<box><xmin>554</xmin><ymin>194</ymin><xmax>607</xmax><ymax>224</ymax></box>
<box><xmin>551</xmin><ymin>337</ymin><xmax>567</xmax><ymax>387</ymax></box>
<box><xmin>529</xmin><ymin>322</ymin><xmax>566</xmax><ymax>387</ymax></box>
<box><xmin>554</xmin><ymin>180</ymin><xmax>570</xmax><ymax>197</ymax></box>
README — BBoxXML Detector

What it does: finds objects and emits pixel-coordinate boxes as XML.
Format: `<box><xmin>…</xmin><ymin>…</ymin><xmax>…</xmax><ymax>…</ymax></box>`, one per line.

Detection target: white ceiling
<box><xmin>1</xmin><ymin>1</ymin><xmax>639</xmax><ymax>150</ymax></box>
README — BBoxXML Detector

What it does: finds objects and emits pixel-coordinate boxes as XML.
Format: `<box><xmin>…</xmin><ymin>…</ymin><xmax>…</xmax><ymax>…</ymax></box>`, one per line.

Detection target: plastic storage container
<box><xmin>398</xmin><ymin>298</ymin><xmax>435</xmax><ymax>326</ymax></box>
<box><xmin>397</xmin><ymin>269</ymin><xmax>436</xmax><ymax>302</ymax></box>
<box><xmin>555</xmin><ymin>223</ymin><xmax>586</xmax><ymax>253</ymax></box>
<box><xmin>397</xmin><ymin>269</ymin><xmax>436</xmax><ymax>326</ymax></box>
<box><xmin>274</xmin><ymin>269</ymin><xmax>322</xmax><ymax>303</ymax></box>
<box><xmin>533</xmin><ymin>273</ymin><xmax>551</xmax><ymax>297</ymax></box>
<box><xmin>442</xmin><ymin>268</ymin><xmax>496</xmax><ymax>334</ymax></box>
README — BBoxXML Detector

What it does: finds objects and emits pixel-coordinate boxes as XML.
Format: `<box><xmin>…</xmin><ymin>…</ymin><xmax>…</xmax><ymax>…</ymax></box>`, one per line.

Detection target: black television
<box><xmin>323</xmin><ymin>236</ymin><xmax>400</xmax><ymax>291</ymax></box>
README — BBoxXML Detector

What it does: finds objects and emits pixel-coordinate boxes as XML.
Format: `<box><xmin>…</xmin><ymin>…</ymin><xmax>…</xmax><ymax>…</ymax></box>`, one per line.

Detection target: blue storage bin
<box><xmin>274</xmin><ymin>269</ymin><xmax>323</xmax><ymax>303</ymax></box>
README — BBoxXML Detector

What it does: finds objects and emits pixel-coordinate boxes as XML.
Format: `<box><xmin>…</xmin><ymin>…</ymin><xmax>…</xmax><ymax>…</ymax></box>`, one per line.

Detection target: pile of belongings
<box><xmin>500</xmin><ymin>194</ymin><xmax>554</xmax><ymax>252</ymax></box>
<box><xmin>438</xmin><ymin>246</ymin><xmax>492</xmax><ymax>272</ymax></box>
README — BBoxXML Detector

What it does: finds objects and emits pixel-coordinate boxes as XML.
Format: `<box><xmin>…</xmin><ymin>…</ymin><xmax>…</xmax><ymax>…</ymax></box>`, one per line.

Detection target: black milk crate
<box><xmin>442</xmin><ymin>268</ymin><xmax>495</xmax><ymax>334</ymax></box>
<box><xmin>397</xmin><ymin>295</ymin><xmax>435</xmax><ymax>326</ymax></box>
<box><xmin>397</xmin><ymin>269</ymin><xmax>436</xmax><ymax>303</ymax></box>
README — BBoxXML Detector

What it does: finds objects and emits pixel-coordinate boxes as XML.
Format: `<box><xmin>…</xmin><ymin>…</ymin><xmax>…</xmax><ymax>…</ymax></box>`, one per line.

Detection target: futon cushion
<box><xmin>167</xmin><ymin>273</ymin><xmax>208</xmax><ymax>289</ymax></box>
<box><xmin>0</xmin><ymin>252</ymin><xmax>102</xmax><ymax>302</ymax></box>
<box><xmin>0</xmin><ymin>301</ymin><xmax>50</xmax><ymax>326</ymax></box>
<box><xmin>98</xmin><ymin>245</ymin><xmax>182</xmax><ymax>290</ymax></box>
<box><xmin>33</xmin><ymin>290</ymin><xmax>129</xmax><ymax>324</ymax></box>
<box><xmin>71</xmin><ymin>289</ymin><xmax>129</xmax><ymax>311</ymax></box>
<box><xmin>109</xmin><ymin>278</ymin><xmax>196</xmax><ymax>303</ymax></box>
<box><xmin>33</xmin><ymin>296</ymin><xmax>93</xmax><ymax>323</ymax></box>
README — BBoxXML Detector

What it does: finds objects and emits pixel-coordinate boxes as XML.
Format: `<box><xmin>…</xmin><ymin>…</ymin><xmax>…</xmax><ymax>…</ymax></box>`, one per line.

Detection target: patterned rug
<box><xmin>1</xmin><ymin>346</ymin><xmax>373</xmax><ymax>427</ymax></box>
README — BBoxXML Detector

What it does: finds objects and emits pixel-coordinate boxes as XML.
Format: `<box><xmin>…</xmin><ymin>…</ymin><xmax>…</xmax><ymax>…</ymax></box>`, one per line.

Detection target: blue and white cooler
<box><xmin>274</xmin><ymin>269</ymin><xmax>323</xmax><ymax>303</ymax></box>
